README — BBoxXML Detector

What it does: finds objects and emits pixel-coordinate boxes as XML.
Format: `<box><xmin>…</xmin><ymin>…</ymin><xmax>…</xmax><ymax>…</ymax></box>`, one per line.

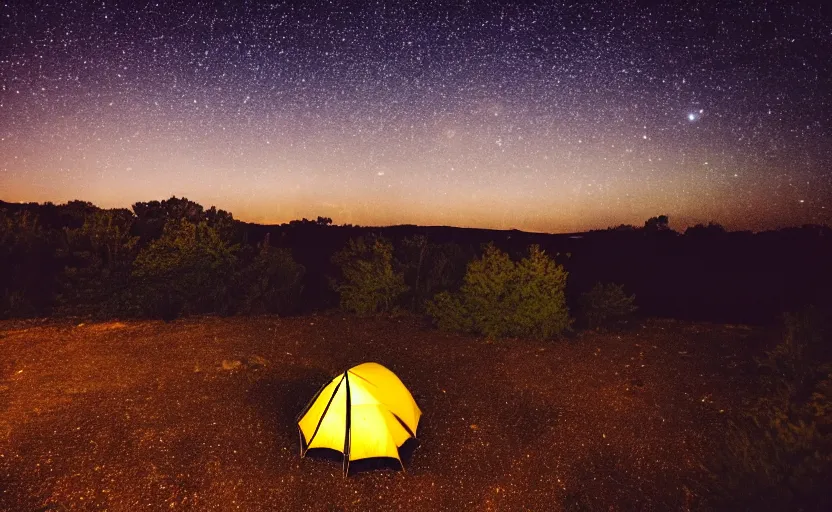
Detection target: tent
<box><xmin>296</xmin><ymin>362</ymin><xmax>422</xmax><ymax>475</ymax></box>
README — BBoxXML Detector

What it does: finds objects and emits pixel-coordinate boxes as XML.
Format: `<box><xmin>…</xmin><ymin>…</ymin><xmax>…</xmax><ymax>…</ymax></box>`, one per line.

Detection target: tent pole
<box><xmin>343</xmin><ymin>371</ymin><xmax>352</xmax><ymax>477</ymax></box>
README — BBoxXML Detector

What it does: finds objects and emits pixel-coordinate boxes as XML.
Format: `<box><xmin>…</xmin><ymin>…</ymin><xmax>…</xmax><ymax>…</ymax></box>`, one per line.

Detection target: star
<box><xmin>0</xmin><ymin>1</ymin><xmax>827</xmax><ymax>233</ymax></box>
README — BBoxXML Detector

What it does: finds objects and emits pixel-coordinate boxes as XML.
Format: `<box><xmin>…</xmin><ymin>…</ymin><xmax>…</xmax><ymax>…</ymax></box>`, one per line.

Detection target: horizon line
<box><xmin>1</xmin><ymin>196</ymin><xmax>829</xmax><ymax>236</ymax></box>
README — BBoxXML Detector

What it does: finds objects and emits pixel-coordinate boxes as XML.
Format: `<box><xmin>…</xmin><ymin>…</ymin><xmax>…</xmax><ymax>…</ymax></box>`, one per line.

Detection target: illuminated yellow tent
<box><xmin>296</xmin><ymin>362</ymin><xmax>421</xmax><ymax>475</ymax></box>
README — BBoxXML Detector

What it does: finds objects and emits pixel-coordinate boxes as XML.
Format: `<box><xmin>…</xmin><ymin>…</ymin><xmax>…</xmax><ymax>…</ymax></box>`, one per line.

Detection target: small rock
<box><xmin>630</xmin><ymin>378</ymin><xmax>644</xmax><ymax>388</ymax></box>
<box><xmin>221</xmin><ymin>360</ymin><xmax>243</xmax><ymax>371</ymax></box>
<box><xmin>247</xmin><ymin>355</ymin><xmax>269</xmax><ymax>368</ymax></box>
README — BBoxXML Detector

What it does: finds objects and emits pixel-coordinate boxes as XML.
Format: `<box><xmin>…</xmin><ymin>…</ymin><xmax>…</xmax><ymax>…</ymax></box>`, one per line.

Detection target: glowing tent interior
<box><xmin>296</xmin><ymin>362</ymin><xmax>422</xmax><ymax>475</ymax></box>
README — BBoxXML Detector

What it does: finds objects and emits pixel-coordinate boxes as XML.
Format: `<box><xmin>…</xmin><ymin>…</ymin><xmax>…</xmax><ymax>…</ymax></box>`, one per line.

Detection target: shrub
<box><xmin>331</xmin><ymin>236</ymin><xmax>408</xmax><ymax>315</ymax></box>
<box><xmin>708</xmin><ymin>307</ymin><xmax>832</xmax><ymax>509</ymax></box>
<box><xmin>579</xmin><ymin>282</ymin><xmax>638</xmax><ymax>330</ymax></box>
<box><xmin>131</xmin><ymin>218</ymin><xmax>239</xmax><ymax>319</ymax></box>
<box><xmin>237</xmin><ymin>234</ymin><xmax>305</xmax><ymax>315</ymax></box>
<box><xmin>426</xmin><ymin>244</ymin><xmax>571</xmax><ymax>339</ymax></box>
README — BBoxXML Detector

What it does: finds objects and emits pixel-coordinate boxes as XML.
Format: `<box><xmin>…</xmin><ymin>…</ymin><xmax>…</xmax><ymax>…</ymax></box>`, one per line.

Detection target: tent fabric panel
<box><xmin>381</xmin><ymin>408</ymin><xmax>413</xmax><ymax>448</ymax></box>
<box><xmin>348</xmin><ymin>363</ymin><xmax>422</xmax><ymax>435</ymax></box>
<box><xmin>347</xmin><ymin>404</ymin><xmax>402</xmax><ymax>462</ymax></box>
<box><xmin>346</xmin><ymin>377</ymin><xmax>384</xmax><ymax>406</ymax></box>
<box><xmin>303</xmin><ymin>378</ymin><xmax>348</xmax><ymax>452</ymax></box>
<box><xmin>297</xmin><ymin>376</ymin><xmax>342</xmax><ymax>444</ymax></box>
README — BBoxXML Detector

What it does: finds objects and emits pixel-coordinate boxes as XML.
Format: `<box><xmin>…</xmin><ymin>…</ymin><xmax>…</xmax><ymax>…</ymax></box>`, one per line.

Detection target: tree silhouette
<box><xmin>684</xmin><ymin>222</ymin><xmax>726</xmax><ymax>237</ymax></box>
<box><xmin>644</xmin><ymin>214</ymin><xmax>670</xmax><ymax>232</ymax></box>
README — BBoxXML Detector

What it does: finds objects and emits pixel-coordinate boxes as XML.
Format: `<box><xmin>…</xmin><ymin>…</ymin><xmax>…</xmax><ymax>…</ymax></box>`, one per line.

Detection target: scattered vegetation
<box><xmin>709</xmin><ymin>306</ymin><xmax>832</xmax><ymax>509</ymax></box>
<box><xmin>330</xmin><ymin>235</ymin><xmax>408</xmax><ymax>315</ymax></box>
<box><xmin>579</xmin><ymin>282</ymin><xmax>638</xmax><ymax>330</ymax></box>
<box><xmin>2</xmin><ymin>198</ymin><xmax>832</xmax><ymax>506</ymax></box>
<box><xmin>426</xmin><ymin>244</ymin><xmax>572</xmax><ymax>339</ymax></box>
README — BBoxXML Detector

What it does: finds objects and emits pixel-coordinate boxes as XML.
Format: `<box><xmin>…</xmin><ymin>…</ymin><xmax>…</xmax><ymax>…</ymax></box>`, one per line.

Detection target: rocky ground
<box><xmin>0</xmin><ymin>314</ymin><xmax>773</xmax><ymax>511</ymax></box>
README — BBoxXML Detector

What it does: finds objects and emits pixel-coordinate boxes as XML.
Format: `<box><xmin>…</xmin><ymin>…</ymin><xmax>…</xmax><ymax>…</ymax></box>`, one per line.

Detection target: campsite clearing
<box><xmin>0</xmin><ymin>314</ymin><xmax>771</xmax><ymax>511</ymax></box>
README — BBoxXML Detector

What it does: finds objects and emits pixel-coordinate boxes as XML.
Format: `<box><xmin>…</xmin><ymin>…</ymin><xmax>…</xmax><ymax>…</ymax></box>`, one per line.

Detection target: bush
<box><xmin>427</xmin><ymin>244</ymin><xmax>571</xmax><ymax>339</ymax></box>
<box><xmin>131</xmin><ymin>219</ymin><xmax>239</xmax><ymax>319</ymax></box>
<box><xmin>331</xmin><ymin>236</ymin><xmax>408</xmax><ymax>315</ymax></box>
<box><xmin>708</xmin><ymin>307</ymin><xmax>832</xmax><ymax>509</ymax></box>
<box><xmin>579</xmin><ymin>282</ymin><xmax>638</xmax><ymax>330</ymax></box>
<box><xmin>237</xmin><ymin>234</ymin><xmax>305</xmax><ymax>315</ymax></box>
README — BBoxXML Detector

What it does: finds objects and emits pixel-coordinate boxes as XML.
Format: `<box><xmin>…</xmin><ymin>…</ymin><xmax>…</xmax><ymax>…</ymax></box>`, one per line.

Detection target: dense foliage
<box><xmin>330</xmin><ymin>236</ymin><xmax>408</xmax><ymax>315</ymax></box>
<box><xmin>0</xmin><ymin>209</ymin><xmax>59</xmax><ymax>316</ymax></box>
<box><xmin>579</xmin><ymin>282</ymin><xmax>638</xmax><ymax>330</ymax></box>
<box><xmin>237</xmin><ymin>234</ymin><xmax>305</xmax><ymax>315</ymax></box>
<box><xmin>131</xmin><ymin>218</ymin><xmax>240</xmax><ymax>318</ymax></box>
<box><xmin>427</xmin><ymin>244</ymin><xmax>572</xmax><ymax>339</ymax></box>
<box><xmin>0</xmin><ymin>198</ymin><xmax>311</xmax><ymax>320</ymax></box>
<box><xmin>56</xmin><ymin>209</ymin><xmax>140</xmax><ymax>317</ymax></box>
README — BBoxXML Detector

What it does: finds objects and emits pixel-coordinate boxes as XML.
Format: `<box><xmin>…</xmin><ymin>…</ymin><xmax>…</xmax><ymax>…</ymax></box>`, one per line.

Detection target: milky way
<box><xmin>1</xmin><ymin>1</ymin><xmax>830</xmax><ymax>232</ymax></box>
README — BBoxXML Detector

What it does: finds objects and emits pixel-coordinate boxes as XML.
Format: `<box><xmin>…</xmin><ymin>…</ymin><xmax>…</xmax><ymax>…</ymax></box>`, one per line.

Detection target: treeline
<box><xmin>2</xmin><ymin>198</ymin><xmax>832</xmax><ymax>326</ymax></box>
<box><xmin>0</xmin><ymin>198</ymin><xmax>301</xmax><ymax>320</ymax></box>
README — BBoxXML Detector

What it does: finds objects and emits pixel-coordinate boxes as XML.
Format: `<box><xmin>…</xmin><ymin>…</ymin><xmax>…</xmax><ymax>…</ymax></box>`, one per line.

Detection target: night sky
<box><xmin>1</xmin><ymin>1</ymin><xmax>830</xmax><ymax>233</ymax></box>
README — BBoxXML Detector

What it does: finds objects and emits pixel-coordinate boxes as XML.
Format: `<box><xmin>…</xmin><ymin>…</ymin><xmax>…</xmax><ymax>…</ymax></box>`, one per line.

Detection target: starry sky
<box><xmin>1</xmin><ymin>1</ymin><xmax>830</xmax><ymax>233</ymax></box>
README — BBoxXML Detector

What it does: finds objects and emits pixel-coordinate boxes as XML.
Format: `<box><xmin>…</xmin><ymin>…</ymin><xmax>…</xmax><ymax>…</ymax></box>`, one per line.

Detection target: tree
<box><xmin>399</xmin><ymin>235</ymin><xmax>429</xmax><ymax>312</ymax></box>
<box><xmin>0</xmin><ymin>208</ymin><xmax>60</xmax><ymax>317</ymax></box>
<box><xmin>205</xmin><ymin>205</ymin><xmax>246</xmax><ymax>244</ymax></box>
<box><xmin>331</xmin><ymin>236</ymin><xmax>408</xmax><ymax>315</ymax></box>
<box><xmin>427</xmin><ymin>244</ymin><xmax>572</xmax><ymax>339</ymax></box>
<box><xmin>57</xmin><ymin>209</ymin><xmax>140</xmax><ymax>316</ymax></box>
<box><xmin>131</xmin><ymin>218</ymin><xmax>239</xmax><ymax>319</ymax></box>
<box><xmin>131</xmin><ymin>196</ymin><xmax>207</xmax><ymax>244</ymax></box>
<box><xmin>70</xmin><ymin>209</ymin><xmax>138</xmax><ymax>270</ymax></box>
<box><xmin>684</xmin><ymin>222</ymin><xmax>726</xmax><ymax>237</ymax></box>
<box><xmin>644</xmin><ymin>214</ymin><xmax>670</xmax><ymax>232</ymax></box>
<box><xmin>238</xmin><ymin>233</ymin><xmax>305</xmax><ymax>315</ymax></box>
<box><xmin>398</xmin><ymin>238</ymin><xmax>471</xmax><ymax>313</ymax></box>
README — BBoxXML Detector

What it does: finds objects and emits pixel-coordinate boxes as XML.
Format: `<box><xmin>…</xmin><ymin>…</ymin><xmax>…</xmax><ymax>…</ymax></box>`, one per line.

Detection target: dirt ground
<box><xmin>0</xmin><ymin>314</ymin><xmax>773</xmax><ymax>511</ymax></box>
